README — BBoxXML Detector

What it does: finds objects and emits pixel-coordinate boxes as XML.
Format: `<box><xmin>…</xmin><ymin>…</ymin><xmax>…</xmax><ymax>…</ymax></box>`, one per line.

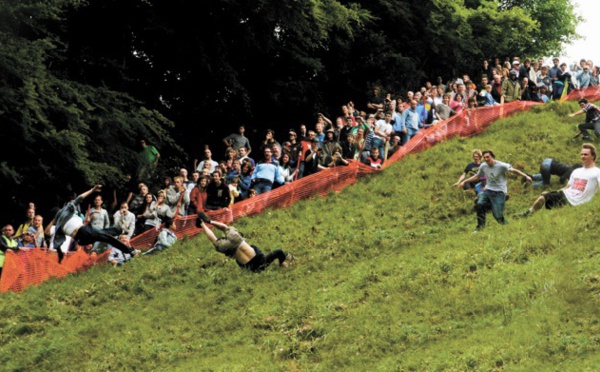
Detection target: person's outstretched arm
<box><xmin>79</xmin><ymin>185</ymin><xmax>102</xmax><ymax>201</ymax></box>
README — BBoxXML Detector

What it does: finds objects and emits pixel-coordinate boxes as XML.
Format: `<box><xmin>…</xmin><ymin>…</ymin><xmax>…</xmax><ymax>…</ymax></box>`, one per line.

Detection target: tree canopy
<box><xmin>0</xmin><ymin>0</ymin><xmax>580</xmax><ymax>222</ymax></box>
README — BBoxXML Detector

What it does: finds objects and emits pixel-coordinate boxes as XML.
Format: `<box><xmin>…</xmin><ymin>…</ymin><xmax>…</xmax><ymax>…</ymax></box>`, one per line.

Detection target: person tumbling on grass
<box><xmin>50</xmin><ymin>185</ymin><xmax>140</xmax><ymax>263</ymax></box>
<box><xmin>515</xmin><ymin>144</ymin><xmax>600</xmax><ymax>218</ymax></box>
<box><xmin>459</xmin><ymin>150</ymin><xmax>532</xmax><ymax>232</ymax></box>
<box><xmin>196</xmin><ymin>212</ymin><xmax>295</xmax><ymax>272</ymax></box>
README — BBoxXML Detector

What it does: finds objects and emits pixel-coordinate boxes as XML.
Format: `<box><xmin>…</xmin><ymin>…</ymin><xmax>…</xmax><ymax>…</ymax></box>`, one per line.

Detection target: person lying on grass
<box><xmin>196</xmin><ymin>212</ymin><xmax>295</xmax><ymax>272</ymax></box>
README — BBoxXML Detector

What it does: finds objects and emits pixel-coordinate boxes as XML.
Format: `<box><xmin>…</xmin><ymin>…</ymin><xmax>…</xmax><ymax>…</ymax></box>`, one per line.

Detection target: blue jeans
<box><xmin>406</xmin><ymin>128</ymin><xmax>420</xmax><ymax>143</ymax></box>
<box><xmin>253</xmin><ymin>179</ymin><xmax>273</xmax><ymax>195</ymax></box>
<box><xmin>372</xmin><ymin>137</ymin><xmax>385</xmax><ymax>157</ymax></box>
<box><xmin>532</xmin><ymin>158</ymin><xmax>552</xmax><ymax>187</ymax></box>
<box><xmin>475</xmin><ymin>190</ymin><xmax>506</xmax><ymax>228</ymax></box>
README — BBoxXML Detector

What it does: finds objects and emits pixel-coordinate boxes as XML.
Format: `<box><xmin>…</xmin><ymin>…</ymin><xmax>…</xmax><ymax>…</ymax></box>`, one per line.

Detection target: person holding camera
<box><xmin>303</xmin><ymin>138</ymin><xmax>324</xmax><ymax>177</ymax></box>
<box><xmin>112</xmin><ymin>202</ymin><xmax>136</xmax><ymax>240</ymax></box>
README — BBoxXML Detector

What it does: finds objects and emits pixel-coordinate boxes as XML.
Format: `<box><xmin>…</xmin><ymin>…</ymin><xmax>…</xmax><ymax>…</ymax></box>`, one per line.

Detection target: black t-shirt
<box><xmin>465</xmin><ymin>162</ymin><xmax>481</xmax><ymax>187</ymax></box>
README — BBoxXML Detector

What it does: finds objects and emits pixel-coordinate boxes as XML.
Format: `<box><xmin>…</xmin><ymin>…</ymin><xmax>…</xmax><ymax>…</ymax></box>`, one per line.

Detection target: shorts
<box><xmin>544</xmin><ymin>191</ymin><xmax>568</xmax><ymax>210</ymax></box>
<box><xmin>214</xmin><ymin>226</ymin><xmax>244</xmax><ymax>256</ymax></box>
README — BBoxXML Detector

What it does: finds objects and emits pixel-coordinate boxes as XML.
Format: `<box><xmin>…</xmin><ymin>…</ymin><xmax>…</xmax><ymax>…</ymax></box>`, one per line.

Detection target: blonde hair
<box><xmin>472</xmin><ymin>149</ymin><xmax>483</xmax><ymax>158</ymax></box>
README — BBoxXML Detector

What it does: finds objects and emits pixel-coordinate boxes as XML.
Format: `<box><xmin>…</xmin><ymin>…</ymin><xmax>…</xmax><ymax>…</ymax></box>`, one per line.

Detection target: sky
<box><xmin>559</xmin><ymin>0</ymin><xmax>600</xmax><ymax>65</ymax></box>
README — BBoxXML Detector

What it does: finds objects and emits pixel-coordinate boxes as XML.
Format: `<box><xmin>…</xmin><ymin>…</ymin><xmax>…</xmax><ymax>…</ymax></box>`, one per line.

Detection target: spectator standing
<box><xmin>238</xmin><ymin>161</ymin><xmax>254</xmax><ymax>200</ymax></box>
<box><xmin>401</xmin><ymin>100</ymin><xmax>421</xmax><ymax>144</ymax></box>
<box><xmin>166</xmin><ymin>176</ymin><xmax>190</xmax><ymax>217</ymax></box>
<box><xmin>0</xmin><ymin>225</ymin><xmax>18</xmax><ymax>278</ymax></box>
<box><xmin>373</xmin><ymin>112</ymin><xmax>393</xmax><ymax>158</ymax></box>
<box><xmin>187</xmin><ymin>171</ymin><xmax>200</xmax><ymax>193</ymax></box>
<box><xmin>205</xmin><ymin>171</ymin><xmax>231</xmax><ymax>210</ymax></box>
<box><xmin>88</xmin><ymin>195</ymin><xmax>110</xmax><ymax>230</ymax></box>
<box><xmin>223</xmin><ymin>125</ymin><xmax>252</xmax><ymax>155</ymax></box>
<box><xmin>87</xmin><ymin>195</ymin><xmax>111</xmax><ymax>251</ymax></box>
<box><xmin>189</xmin><ymin>176</ymin><xmax>209</xmax><ymax>214</ymax></box>
<box><xmin>138</xmin><ymin>138</ymin><xmax>160</xmax><ymax>181</ymax></box>
<box><xmin>29</xmin><ymin>215</ymin><xmax>46</xmax><ymax>248</ymax></box>
<box><xmin>14</xmin><ymin>207</ymin><xmax>35</xmax><ymax>239</ymax></box>
<box><xmin>194</xmin><ymin>148</ymin><xmax>219</xmax><ymax>174</ymax></box>
<box><xmin>155</xmin><ymin>190</ymin><xmax>174</xmax><ymax>222</ymax></box>
<box><xmin>140</xmin><ymin>193</ymin><xmax>159</xmax><ymax>232</ymax></box>
<box><xmin>238</xmin><ymin>146</ymin><xmax>255</xmax><ymax>168</ymax></box>
<box><xmin>303</xmin><ymin>139</ymin><xmax>322</xmax><ymax>177</ymax></box>
<box><xmin>251</xmin><ymin>148</ymin><xmax>284</xmax><ymax>195</ymax></box>
<box><xmin>502</xmin><ymin>71</ymin><xmax>521</xmax><ymax>103</ymax></box>
<box><xmin>113</xmin><ymin>202</ymin><xmax>136</xmax><ymax>240</ymax></box>
<box><xmin>18</xmin><ymin>229</ymin><xmax>37</xmax><ymax>249</ymax></box>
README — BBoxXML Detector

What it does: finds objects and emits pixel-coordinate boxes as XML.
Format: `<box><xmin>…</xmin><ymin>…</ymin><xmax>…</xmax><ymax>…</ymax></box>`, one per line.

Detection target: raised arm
<box><xmin>79</xmin><ymin>185</ymin><xmax>102</xmax><ymax>201</ymax></box>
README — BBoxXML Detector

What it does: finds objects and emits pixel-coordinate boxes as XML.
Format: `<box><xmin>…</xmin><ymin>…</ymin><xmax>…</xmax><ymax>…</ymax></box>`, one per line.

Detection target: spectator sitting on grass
<box><xmin>143</xmin><ymin>218</ymin><xmax>178</xmax><ymax>256</ymax></box>
<box><xmin>363</xmin><ymin>147</ymin><xmax>383</xmax><ymax>169</ymax></box>
<box><xmin>205</xmin><ymin>170</ymin><xmax>231</xmax><ymax>210</ymax></box>
<box><xmin>108</xmin><ymin>235</ymin><xmax>134</xmax><ymax>265</ymax></box>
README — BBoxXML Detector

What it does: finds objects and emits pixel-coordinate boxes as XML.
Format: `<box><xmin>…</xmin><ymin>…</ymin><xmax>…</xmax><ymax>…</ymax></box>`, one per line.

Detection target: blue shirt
<box><xmin>392</xmin><ymin>112</ymin><xmax>405</xmax><ymax>132</ymax></box>
<box><xmin>416</xmin><ymin>104</ymin><xmax>427</xmax><ymax>125</ymax></box>
<box><xmin>251</xmin><ymin>161</ymin><xmax>284</xmax><ymax>184</ymax></box>
<box><xmin>402</xmin><ymin>109</ymin><xmax>421</xmax><ymax>131</ymax></box>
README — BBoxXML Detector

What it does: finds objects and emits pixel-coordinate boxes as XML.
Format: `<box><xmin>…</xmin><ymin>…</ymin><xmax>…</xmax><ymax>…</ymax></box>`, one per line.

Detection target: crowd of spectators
<box><xmin>1</xmin><ymin>55</ymin><xmax>598</xmax><ymax>277</ymax></box>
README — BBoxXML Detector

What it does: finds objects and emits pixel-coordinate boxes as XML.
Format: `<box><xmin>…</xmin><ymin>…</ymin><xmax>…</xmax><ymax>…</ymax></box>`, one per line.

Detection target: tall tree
<box><xmin>0</xmin><ymin>0</ymin><xmax>180</xmax><ymax>222</ymax></box>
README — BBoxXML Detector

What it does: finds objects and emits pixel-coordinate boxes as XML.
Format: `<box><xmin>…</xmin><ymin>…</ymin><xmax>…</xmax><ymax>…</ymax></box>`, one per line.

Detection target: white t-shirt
<box><xmin>374</xmin><ymin>120</ymin><xmax>393</xmax><ymax>140</ymax></box>
<box><xmin>477</xmin><ymin>160</ymin><xmax>512</xmax><ymax>194</ymax></box>
<box><xmin>563</xmin><ymin>166</ymin><xmax>600</xmax><ymax>206</ymax></box>
<box><xmin>63</xmin><ymin>215</ymin><xmax>84</xmax><ymax>237</ymax></box>
<box><xmin>48</xmin><ymin>225</ymin><xmax>73</xmax><ymax>253</ymax></box>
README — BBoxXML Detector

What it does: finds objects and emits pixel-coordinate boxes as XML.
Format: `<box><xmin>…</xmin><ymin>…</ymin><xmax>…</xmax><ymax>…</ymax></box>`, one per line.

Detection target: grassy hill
<box><xmin>2</xmin><ymin>101</ymin><xmax>600</xmax><ymax>370</ymax></box>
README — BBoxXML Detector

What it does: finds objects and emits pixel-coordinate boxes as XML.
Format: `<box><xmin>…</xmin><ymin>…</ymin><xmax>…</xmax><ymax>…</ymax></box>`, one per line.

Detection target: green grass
<box><xmin>3</xmin><ymin>101</ymin><xmax>600</xmax><ymax>370</ymax></box>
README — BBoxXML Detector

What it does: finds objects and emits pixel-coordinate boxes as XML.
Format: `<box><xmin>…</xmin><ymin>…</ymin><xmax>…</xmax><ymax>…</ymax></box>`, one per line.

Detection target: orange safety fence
<box><xmin>1</xmin><ymin>90</ymin><xmax>596</xmax><ymax>293</ymax></box>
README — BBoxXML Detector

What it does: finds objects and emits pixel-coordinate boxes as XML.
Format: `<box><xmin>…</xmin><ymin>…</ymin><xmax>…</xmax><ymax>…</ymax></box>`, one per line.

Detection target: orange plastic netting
<box><xmin>1</xmin><ymin>87</ymin><xmax>597</xmax><ymax>293</ymax></box>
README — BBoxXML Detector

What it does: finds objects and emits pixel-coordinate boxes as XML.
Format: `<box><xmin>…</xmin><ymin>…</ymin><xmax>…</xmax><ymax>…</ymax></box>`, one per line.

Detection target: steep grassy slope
<box><xmin>2</xmin><ymin>101</ymin><xmax>600</xmax><ymax>370</ymax></box>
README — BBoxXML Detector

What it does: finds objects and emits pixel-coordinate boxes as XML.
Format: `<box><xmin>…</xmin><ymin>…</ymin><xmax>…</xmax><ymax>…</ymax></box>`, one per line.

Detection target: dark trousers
<box><xmin>578</xmin><ymin>120</ymin><xmax>600</xmax><ymax>138</ymax></box>
<box><xmin>239</xmin><ymin>246</ymin><xmax>286</xmax><ymax>272</ymax></box>
<box><xmin>75</xmin><ymin>226</ymin><xmax>134</xmax><ymax>254</ymax></box>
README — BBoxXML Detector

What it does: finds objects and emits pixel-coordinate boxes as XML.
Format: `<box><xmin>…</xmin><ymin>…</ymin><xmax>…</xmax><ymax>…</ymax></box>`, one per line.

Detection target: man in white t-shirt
<box><xmin>516</xmin><ymin>144</ymin><xmax>600</xmax><ymax>217</ymax></box>
<box><xmin>373</xmin><ymin>111</ymin><xmax>394</xmax><ymax>159</ymax></box>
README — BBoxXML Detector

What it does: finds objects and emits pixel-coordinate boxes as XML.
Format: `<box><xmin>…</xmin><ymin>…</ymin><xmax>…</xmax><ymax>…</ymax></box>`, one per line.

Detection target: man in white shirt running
<box><xmin>516</xmin><ymin>143</ymin><xmax>600</xmax><ymax>217</ymax></box>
